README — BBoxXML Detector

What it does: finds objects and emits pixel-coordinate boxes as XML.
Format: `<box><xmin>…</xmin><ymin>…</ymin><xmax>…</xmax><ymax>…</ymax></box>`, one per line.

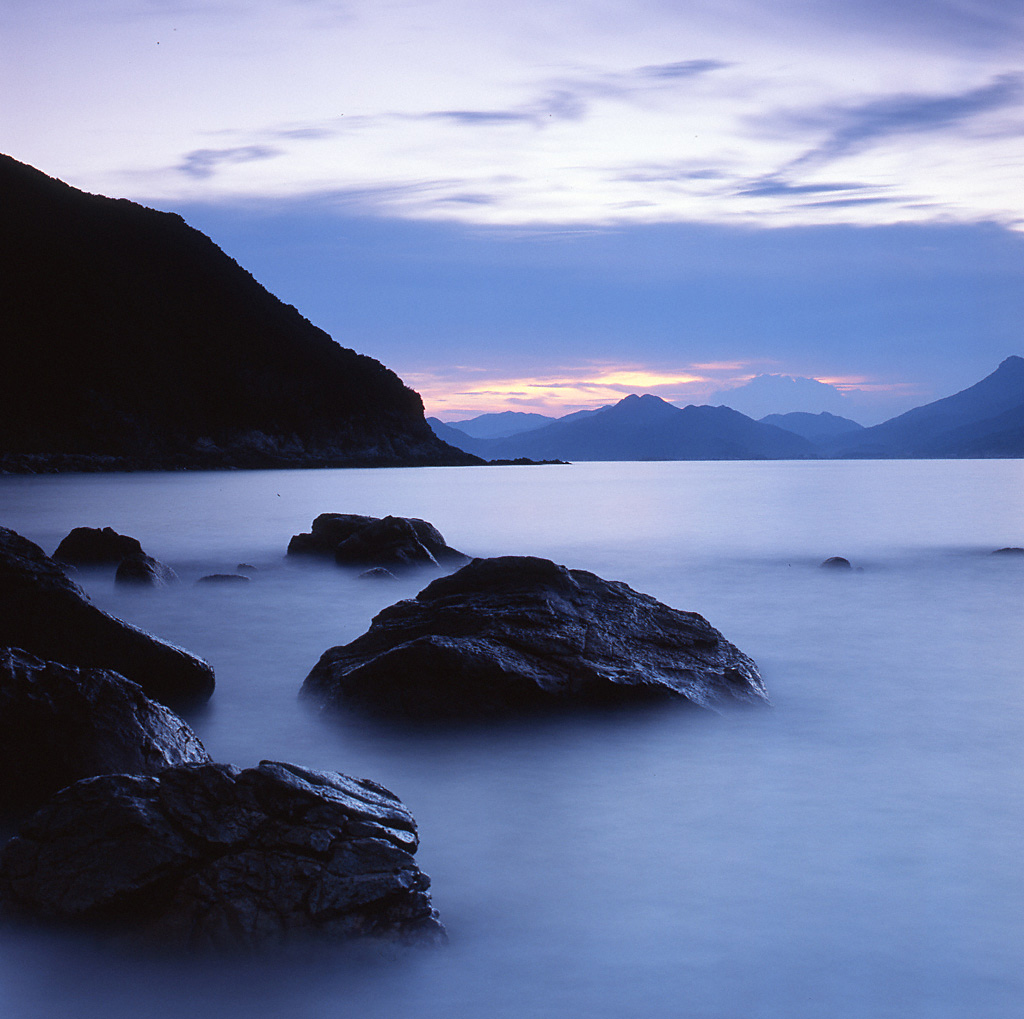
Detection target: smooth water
<box><xmin>0</xmin><ymin>460</ymin><xmax>1022</xmax><ymax>1019</ymax></box>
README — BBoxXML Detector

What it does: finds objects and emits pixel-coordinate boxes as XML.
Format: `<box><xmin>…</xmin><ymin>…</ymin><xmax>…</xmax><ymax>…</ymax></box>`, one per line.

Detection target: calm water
<box><xmin>0</xmin><ymin>460</ymin><xmax>1022</xmax><ymax>1019</ymax></box>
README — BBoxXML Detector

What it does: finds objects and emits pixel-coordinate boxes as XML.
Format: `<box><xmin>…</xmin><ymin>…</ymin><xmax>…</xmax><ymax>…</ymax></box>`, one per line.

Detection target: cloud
<box><xmin>783</xmin><ymin>73</ymin><xmax>1024</xmax><ymax>169</ymax></box>
<box><xmin>737</xmin><ymin>177</ymin><xmax>874</xmax><ymax>197</ymax></box>
<box><xmin>177</xmin><ymin>145</ymin><xmax>282</xmax><ymax>179</ymax></box>
<box><xmin>637</xmin><ymin>59</ymin><xmax>732</xmax><ymax>80</ymax></box>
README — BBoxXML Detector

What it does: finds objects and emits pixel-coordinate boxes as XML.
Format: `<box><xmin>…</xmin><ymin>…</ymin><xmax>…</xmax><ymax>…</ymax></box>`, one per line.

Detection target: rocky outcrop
<box><xmin>288</xmin><ymin>514</ymin><xmax>468</xmax><ymax>570</ymax></box>
<box><xmin>302</xmin><ymin>555</ymin><xmax>767</xmax><ymax>718</ymax></box>
<box><xmin>53</xmin><ymin>526</ymin><xmax>143</xmax><ymax>566</ymax></box>
<box><xmin>820</xmin><ymin>556</ymin><xmax>852</xmax><ymax>569</ymax></box>
<box><xmin>991</xmin><ymin>547</ymin><xmax>1024</xmax><ymax>556</ymax></box>
<box><xmin>0</xmin><ymin>761</ymin><xmax>443</xmax><ymax>949</ymax></box>
<box><xmin>0</xmin><ymin>526</ymin><xmax>214</xmax><ymax>705</ymax></box>
<box><xmin>115</xmin><ymin>553</ymin><xmax>178</xmax><ymax>587</ymax></box>
<box><xmin>0</xmin><ymin>648</ymin><xmax>209</xmax><ymax>813</ymax></box>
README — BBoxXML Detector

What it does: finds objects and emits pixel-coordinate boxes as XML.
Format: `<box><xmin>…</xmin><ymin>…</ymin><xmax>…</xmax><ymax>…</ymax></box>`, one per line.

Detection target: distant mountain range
<box><xmin>0</xmin><ymin>154</ymin><xmax>475</xmax><ymax>472</ymax></box>
<box><xmin>430</xmin><ymin>358</ymin><xmax>1024</xmax><ymax>461</ymax></box>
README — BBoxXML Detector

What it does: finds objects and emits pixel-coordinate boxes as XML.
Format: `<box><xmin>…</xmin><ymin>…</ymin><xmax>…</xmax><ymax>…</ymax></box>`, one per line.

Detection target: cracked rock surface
<box><xmin>0</xmin><ymin>761</ymin><xmax>443</xmax><ymax>949</ymax></box>
<box><xmin>0</xmin><ymin>647</ymin><xmax>209</xmax><ymax>813</ymax></box>
<box><xmin>302</xmin><ymin>555</ymin><xmax>768</xmax><ymax>718</ymax></box>
<box><xmin>0</xmin><ymin>527</ymin><xmax>214</xmax><ymax>706</ymax></box>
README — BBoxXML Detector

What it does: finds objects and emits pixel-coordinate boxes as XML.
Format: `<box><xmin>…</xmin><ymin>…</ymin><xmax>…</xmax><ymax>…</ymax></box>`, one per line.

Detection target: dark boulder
<box><xmin>196</xmin><ymin>573</ymin><xmax>250</xmax><ymax>584</ymax></box>
<box><xmin>302</xmin><ymin>555</ymin><xmax>767</xmax><ymax>718</ymax></box>
<box><xmin>115</xmin><ymin>552</ymin><xmax>178</xmax><ymax>587</ymax></box>
<box><xmin>0</xmin><ymin>526</ymin><xmax>214</xmax><ymax>706</ymax></box>
<box><xmin>53</xmin><ymin>526</ymin><xmax>143</xmax><ymax>566</ymax></box>
<box><xmin>991</xmin><ymin>547</ymin><xmax>1024</xmax><ymax>556</ymax></box>
<box><xmin>288</xmin><ymin>514</ymin><xmax>380</xmax><ymax>556</ymax></box>
<box><xmin>0</xmin><ymin>648</ymin><xmax>209</xmax><ymax>813</ymax></box>
<box><xmin>820</xmin><ymin>556</ymin><xmax>852</xmax><ymax>569</ymax></box>
<box><xmin>0</xmin><ymin>761</ymin><xmax>444</xmax><ymax>950</ymax></box>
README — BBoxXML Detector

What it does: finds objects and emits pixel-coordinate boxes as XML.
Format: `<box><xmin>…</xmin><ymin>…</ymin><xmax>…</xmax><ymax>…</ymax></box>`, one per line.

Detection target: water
<box><xmin>0</xmin><ymin>460</ymin><xmax>1022</xmax><ymax>1019</ymax></box>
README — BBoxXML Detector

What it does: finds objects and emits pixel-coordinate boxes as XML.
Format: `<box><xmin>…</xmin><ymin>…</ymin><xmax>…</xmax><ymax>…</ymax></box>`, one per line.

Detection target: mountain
<box><xmin>0</xmin><ymin>154</ymin><xmax>476</xmax><ymax>471</ymax></box>
<box><xmin>709</xmin><ymin>374</ymin><xmax>850</xmax><ymax>418</ymax></box>
<box><xmin>485</xmin><ymin>394</ymin><xmax>817</xmax><ymax>461</ymax></box>
<box><xmin>760</xmin><ymin>411</ymin><xmax>864</xmax><ymax>443</ymax></box>
<box><xmin>826</xmin><ymin>356</ymin><xmax>1024</xmax><ymax>458</ymax></box>
<box><xmin>446</xmin><ymin>411</ymin><xmax>556</xmax><ymax>439</ymax></box>
<box><xmin>426</xmin><ymin>417</ymin><xmax>493</xmax><ymax>458</ymax></box>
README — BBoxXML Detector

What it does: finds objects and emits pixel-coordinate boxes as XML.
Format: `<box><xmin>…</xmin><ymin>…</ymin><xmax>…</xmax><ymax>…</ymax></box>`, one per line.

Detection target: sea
<box><xmin>0</xmin><ymin>459</ymin><xmax>1021</xmax><ymax>1019</ymax></box>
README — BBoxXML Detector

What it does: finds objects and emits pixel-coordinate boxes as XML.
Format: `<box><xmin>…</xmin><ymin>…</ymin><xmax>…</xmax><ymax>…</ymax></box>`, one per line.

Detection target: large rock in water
<box><xmin>0</xmin><ymin>648</ymin><xmax>210</xmax><ymax>813</ymax></box>
<box><xmin>0</xmin><ymin>761</ymin><xmax>443</xmax><ymax>950</ymax></box>
<box><xmin>0</xmin><ymin>527</ymin><xmax>214</xmax><ymax>705</ymax></box>
<box><xmin>288</xmin><ymin>513</ymin><xmax>468</xmax><ymax>569</ymax></box>
<box><xmin>302</xmin><ymin>555</ymin><xmax>768</xmax><ymax>717</ymax></box>
<box><xmin>53</xmin><ymin>526</ymin><xmax>143</xmax><ymax>566</ymax></box>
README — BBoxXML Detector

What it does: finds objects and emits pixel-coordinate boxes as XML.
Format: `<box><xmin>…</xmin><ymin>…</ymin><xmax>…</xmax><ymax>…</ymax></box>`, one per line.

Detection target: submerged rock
<box><xmin>115</xmin><ymin>552</ymin><xmax>178</xmax><ymax>587</ymax></box>
<box><xmin>991</xmin><ymin>547</ymin><xmax>1024</xmax><ymax>556</ymax></box>
<box><xmin>820</xmin><ymin>556</ymin><xmax>852</xmax><ymax>569</ymax></box>
<box><xmin>288</xmin><ymin>513</ymin><xmax>468</xmax><ymax>570</ymax></box>
<box><xmin>0</xmin><ymin>761</ymin><xmax>444</xmax><ymax>950</ymax></box>
<box><xmin>0</xmin><ymin>648</ymin><xmax>209</xmax><ymax>813</ymax></box>
<box><xmin>196</xmin><ymin>573</ymin><xmax>250</xmax><ymax>584</ymax></box>
<box><xmin>302</xmin><ymin>555</ymin><xmax>767</xmax><ymax>718</ymax></box>
<box><xmin>358</xmin><ymin>568</ymin><xmax>399</xmax><ymax>581</ymax></box>
<box><xmin>0</xmin><ymin>526</ymin><xmax>214</xmax><ymax>706</ymax></box>
<box><xmin>53</xmin><ymin>526</ymin><xmax>143</xmax><ymax>566</ymax></box>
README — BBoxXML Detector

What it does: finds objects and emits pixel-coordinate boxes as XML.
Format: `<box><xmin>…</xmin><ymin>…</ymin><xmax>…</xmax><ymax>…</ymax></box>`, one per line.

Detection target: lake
<box><xmin>0</xmin><ymin>459</ymin><xmax>1022</xmax><ymax>1019</ymax></box>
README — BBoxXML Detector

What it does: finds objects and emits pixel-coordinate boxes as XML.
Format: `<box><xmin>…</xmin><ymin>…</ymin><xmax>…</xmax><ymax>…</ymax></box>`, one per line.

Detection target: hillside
<box><xmin>0</xmin><ymin>155</ymin><xmax>476</xmax><ymax>471</ymax></box>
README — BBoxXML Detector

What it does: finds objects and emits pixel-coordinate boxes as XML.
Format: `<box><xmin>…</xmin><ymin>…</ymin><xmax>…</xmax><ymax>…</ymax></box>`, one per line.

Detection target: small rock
<box><xmin>0</xmin><ymin>527</ymin><xmax>214</xmax><ymax>706</ymax></box>
<box><xmin>53</xmin><ymin>527</ymin><xmax>144</xmax><ymax>566</ymax></box>
<box><xmin>991</xmin><ymin>547</ymin><xmax>1024</xmax><ymax>556</ymax></box>
<box><xmin>358</xmin><ymin>568</ymin><xmax>398</xmax><ymax>581</ymax></box>
<box><xmin>0</xmin><ymin>648</ymin><xmax>210</xmax><ymax>813</ymax></box>
<box><xmin>0</xmin><ymin>761</ymin><xmax>444</xmax><ymax>949</ymax></box>
<box><xmin>302</xmin><ymin>555</ymin><xmax>767</xmax><ymax>718</ymax></box>
<box><xmin>820</xmin><ymin>556</ymin><xmax>852</xmax><ymax>569</ymax></box>
<box><xmin>115</xmin><ymin>553</ymin><xmax>178</xmax><ymax>587</ymax></box>
<box><xmin>196</xmin><ymin>574</ymin><xmax>250</xmax><ymax>584</ymax></box>
<box><xmin>236</xmin><ymin>563</ymin><xmax>258</xmax><ymax>573</ymax></box>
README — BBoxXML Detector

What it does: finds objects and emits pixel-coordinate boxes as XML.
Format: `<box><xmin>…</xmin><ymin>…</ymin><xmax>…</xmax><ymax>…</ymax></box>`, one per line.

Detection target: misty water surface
<box><xmin>0</xmin><ymin>460</ymin><xmax>1021</xmax><ymax>1019</ymax></box>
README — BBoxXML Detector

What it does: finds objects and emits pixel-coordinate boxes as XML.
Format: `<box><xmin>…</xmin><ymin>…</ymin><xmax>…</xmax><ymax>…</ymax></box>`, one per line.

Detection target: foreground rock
<box><xmin>0</xmin><ymin>761</ymin><xmax>443</xmax><ymax>950</ymax></box>
<box><xmin>0</xmin><ymin>527</ymin><xmax>214</xmax><ymax>705</ymax></box>
<box><xmin>0</xmin><ymin>648</ymin><xmax>209</xmax><ymax>813</ymax></box>
<box><xmin>53</xmin><ymin>526</ymin><xmax>143</xmax><ymax>566</ymax></box>
<box><xmin>288</xmin><ymin>513</ymin><xmax>468</xmax><ymax>569</ymax></box>
<box><xmin>302</xmin><ymin>555</ymin><xmax>768</xmax><ymax>717</ymax></box>
<box><xmin>115</xmin><ymin>552</ymin><xmax>178</xmax><ymax>587</ymax></box>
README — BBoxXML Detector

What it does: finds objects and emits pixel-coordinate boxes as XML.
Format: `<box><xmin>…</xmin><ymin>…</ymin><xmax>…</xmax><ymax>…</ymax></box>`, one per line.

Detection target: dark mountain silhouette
<box><xmin>481</xmin><ymin>394</ymin><xmax>817</xmax><ymax>461</ymax></box>
<box><xmin>0</xmin><ymin>154</ymin><xmax>476</xmax><ymax>471</ymax></box>
<box><xmin>425</xmin><ymin>417</ymin><xmax>493</xmax><ymax>458</ymax></box>
<box><xmin>760</xmin><ymin>411</ymin><xmax>864</xmax><ymax>443</ymax></box>
<box><xmin>448</xmin><ymin>411</ymin><xmax>556</xmax><ymax>439</ymax></box>
<box><xmin>826</xmin><ymin>356</ymin><xmax>1024</xmax><ymax>458</ymax></box>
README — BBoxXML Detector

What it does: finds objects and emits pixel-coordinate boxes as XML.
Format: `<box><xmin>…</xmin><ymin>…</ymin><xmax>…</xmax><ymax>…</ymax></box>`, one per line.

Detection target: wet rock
<box><xmin>196</xmin><ymin>573</ymin><xmax>250</xmax><ymax>584</ymax></box>
<box><xmin>236</xmin><ymin>563</ymin><xmax>258</xmax><ymax>573</ymax></box>
<box><xmin>115</xmin><ymin>552</ymin><xmax>178</xmax><ymax>587</ymax></box>
<box><xmin>0</xmin><ymin>526</ymin><xmax>214</xmax><ymax>706</ymax></box>
<box><xmin>0</xmin><ymin>761</ymin><xmax>444</xmax><ymax>950</ymax></box>
<box><xmin>288</xmin><ymin>513</ymin><xmax>468</xmax><ymax>569</ymax></box>
<box><xmin>0</xmin><ymin>648</ymin><xmax>210</xmax><ymax>813</ymax></box>
<box><xmin>820</xmin><ymin>556</ymin><xmax>852</xmax><ymax>569</ymax></box>
<box><xmin>53</xmin><ymin>527</ymin><xmax>143</xmax><ymax>566</ymax></box>
<box><xmin>302</xmin><ymin>555</ymin><xmax>768</xmax><ymax>718</ymax></box>
<box><xmin>288</xmin><ymin>514</ymin><xmax>379</xmax><ymax>556</ymax></box>
<box><xmin>358</xmin><ymin>568</ymin><xmax>398</xmax><ymax>581</ymax></box>
<box><xmin>991</xmin><ymin>547</ymin><xmax>1024</xmax><ymax>556</ymax></box>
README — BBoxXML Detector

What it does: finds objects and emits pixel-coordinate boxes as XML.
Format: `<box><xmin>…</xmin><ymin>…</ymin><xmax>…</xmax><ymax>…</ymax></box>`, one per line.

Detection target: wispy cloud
<box><xmin>177</xmin><ymin>145</ymin><xmax>282</xmax><ymax>179</ymax></box>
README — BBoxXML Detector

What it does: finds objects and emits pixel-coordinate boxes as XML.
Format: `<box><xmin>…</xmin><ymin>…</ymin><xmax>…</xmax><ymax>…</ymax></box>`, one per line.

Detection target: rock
<box><xmin>820</xmin><ymin>556</ymin><xmax>852</xmax><ymax>569</ymax></box>
<box><xmin>236</xmin><ymin>563</ymin><xmax>258</xmax><ymax>573</ymax></box>
<box><xmin>302</xmin><ymin>555</ymin><xmax>768</xmax><ymax>718</ymax></box>
<box><xmin>0</xmin><ymin>761</ymin><xmax>444</xmax><ymax>950</ymax></box>
<box><xmin>288</xmin><ymin>514</ymin><xmax>380</xmax><ymax>556</ymax></box>
<box><xmin>0</xmin><ymin>648</ymin><xmax>210</xmax><ymax>813</ymax></box>
<box><xmin>196</xmin><ymin>573</ymin><xmax>250</xmax><ymax>584</ymax></box>
<box><xmin>358</xmin><ymin>568</ymin><xmax>398</xmax><ymax>581</ymax></box>
<box><xmin>991</xmin><ymin>547</ymin><xmax>1024</xmax><ymax>556</ymax></box>
<box><xmin>53</xmin><ymin>526</ymin><xmax>143</xmax><ymax>566</ymax></box>
<box><xmin>115</xmin><ymin>552</ymin><xmax>178</xmax><ymax>587</ymax></box>
<box><xmin>0</xmin><ymin>526</ymin><xmax>214</xmax><ymax>706</ymax></box>
<box><xmin>288</xmin><ymin>513</ymin><xmax>468</xmax><ymax>569</ymax></box>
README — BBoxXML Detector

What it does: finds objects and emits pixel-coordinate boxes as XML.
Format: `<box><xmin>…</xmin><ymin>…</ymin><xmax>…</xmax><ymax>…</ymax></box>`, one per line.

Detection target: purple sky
<box><xmin>4</xmin><ymin>1</ymin><xmax>1023</xmax><ymax>422</ymax></box>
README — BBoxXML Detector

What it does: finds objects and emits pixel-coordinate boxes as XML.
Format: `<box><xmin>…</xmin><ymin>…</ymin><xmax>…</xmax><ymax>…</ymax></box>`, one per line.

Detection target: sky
<box><xmin>3</xmin><ymin>0</ymin><xmax>1023</xmax><ymax>423</ymax></box>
